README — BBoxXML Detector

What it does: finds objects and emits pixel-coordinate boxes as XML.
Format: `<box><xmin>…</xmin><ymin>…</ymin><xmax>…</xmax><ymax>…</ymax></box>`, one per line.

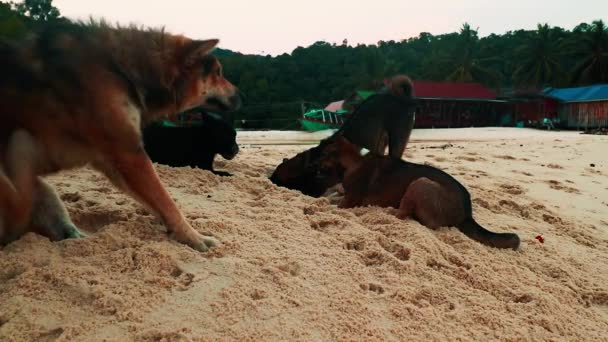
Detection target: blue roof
<box><xmin>543</xmin><ymin>84</ymin><xmax>608</xmax><ymax>103</ymax></box>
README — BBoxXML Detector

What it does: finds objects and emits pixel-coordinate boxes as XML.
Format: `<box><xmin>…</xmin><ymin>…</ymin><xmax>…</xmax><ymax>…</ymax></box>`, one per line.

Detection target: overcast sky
<box><xmin>54</xmin><ymin>0</ymin><xmax>607</xmax><ymax>55</ymax></box>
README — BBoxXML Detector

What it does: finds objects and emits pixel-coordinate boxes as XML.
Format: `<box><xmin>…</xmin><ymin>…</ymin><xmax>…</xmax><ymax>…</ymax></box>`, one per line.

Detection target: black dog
<box><xmin>143</xmin><ymin>112</ymin><xmax>239</xmax><ymax>176</ymax></box>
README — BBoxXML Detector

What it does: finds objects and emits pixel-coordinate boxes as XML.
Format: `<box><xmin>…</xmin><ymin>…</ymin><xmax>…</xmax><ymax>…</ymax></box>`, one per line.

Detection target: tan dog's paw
<box><xmin>171</xmin><ymin>230</ymin><xmax>219</xmax><ymax>252</ymax></box>
<box><xmin>201</xmin><ymin>235</ymin><xmax>219</xmax><ymax>249</ymax></box>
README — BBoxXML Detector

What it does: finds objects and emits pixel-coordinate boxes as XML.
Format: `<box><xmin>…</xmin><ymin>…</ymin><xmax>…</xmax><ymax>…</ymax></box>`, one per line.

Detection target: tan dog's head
<box><xmin>176</xmin><ymin>39</ymin><xmax>243</xmax><ymax>113</ymax></box>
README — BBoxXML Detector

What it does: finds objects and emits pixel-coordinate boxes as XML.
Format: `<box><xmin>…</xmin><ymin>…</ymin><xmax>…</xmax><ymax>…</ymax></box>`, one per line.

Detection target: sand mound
<box><xmin>1</xmin><ymin>128</ymin><xmax>607</xmax><ymax>341</ymax></box>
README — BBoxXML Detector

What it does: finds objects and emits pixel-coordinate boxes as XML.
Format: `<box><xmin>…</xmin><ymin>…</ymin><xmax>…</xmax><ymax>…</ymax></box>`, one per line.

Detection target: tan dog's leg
<box><xmin>0</xmin><ymin>213</ymin><xmax>4</xmax><ymax>242</ymax></box>
<box><xmin>94</xmin><ymin>148</ymin><xmax>217</xmax><ymax>252</ymax></box>
<box><xmin>397</xmin><ymin>178</ymin><xmax>439</xmax><ymax>225</ymax></box>
<box><xmin>398</xmin><ymin>178</ymin><xmax>462</xmax><ymax>229</ymax></box>
<box><xmin>1</xmin><ymin>130</ymin><xmax>42</xmax><ymax>241</ymax></box>
<box><xmin>396</xmin><ymin>189</ymin><xmax>415</xmax><ymax>221</ymax></box>
<box><xmin>30</xmin><ymin>178</ymin><xmax>86</xmax><ymax>241</ymax></box>
<box><xmin>0</xmin><ymin>171</ymin><xmax>11</xmax><ymax>242</ymax></box>
<box><xmin>0</xmin><ymin>168</ymin><xmax>15</xmax><ymax>241</ymax></box>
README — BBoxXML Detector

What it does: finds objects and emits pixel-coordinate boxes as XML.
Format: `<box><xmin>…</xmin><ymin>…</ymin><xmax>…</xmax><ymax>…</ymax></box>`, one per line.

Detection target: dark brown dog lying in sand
<box><xmin>318</xmin><ymin>135</ymin><xmax>521</xmax><ymax>250</ymax></box>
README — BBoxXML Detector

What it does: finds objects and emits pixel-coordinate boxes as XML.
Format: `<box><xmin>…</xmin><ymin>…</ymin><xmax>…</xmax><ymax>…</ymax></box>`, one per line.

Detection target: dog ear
<box><xmin>183</xmin><ymin>39</ymin><xmax>219</xmax><ymax>66</ymax></box>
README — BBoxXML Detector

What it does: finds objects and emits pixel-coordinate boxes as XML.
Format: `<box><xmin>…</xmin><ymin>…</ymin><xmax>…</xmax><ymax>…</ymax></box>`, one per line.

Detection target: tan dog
<box><xmin>320</xmin><ymin>136</ymin><xmax>521</xmax><ymax>250</ymax></box>
<box><xmin>0</xmin><ymin>20</ymin><xmax>242</xmax><ymax>251</ymax></box>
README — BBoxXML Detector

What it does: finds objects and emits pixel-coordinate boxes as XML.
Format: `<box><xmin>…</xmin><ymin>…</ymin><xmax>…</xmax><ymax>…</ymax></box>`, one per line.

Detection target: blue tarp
<box><xmin>543</xmin><ymin>84</ymin><xmax>608</xmax><ymax>103</ymax></box>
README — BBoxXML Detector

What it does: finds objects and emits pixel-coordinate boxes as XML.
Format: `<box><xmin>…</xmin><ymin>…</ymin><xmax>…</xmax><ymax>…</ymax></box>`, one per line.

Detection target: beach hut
<box><xmin>411</xmin><ymin>81</ymin><xmax>508</xmax><ymax>128</ymax></box>
<box><xmin>300</xmin><ymin>81</ymin><xmax>509</xmax><ymax>131</ymax></box>
<box><xmin>544</xmin><ymin>85</ymin><xmax>608</xmax><ymax>130</ymax></box>
<box><xmin>501</xmin><ymin>89</ymin><xmax>559</xmax><ymax>127</ymax></box>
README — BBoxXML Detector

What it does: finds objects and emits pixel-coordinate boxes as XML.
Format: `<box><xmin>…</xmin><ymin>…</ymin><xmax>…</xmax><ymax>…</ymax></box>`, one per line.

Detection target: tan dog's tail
<box><xmin>457</xmin><ymin>218</ymin><xmax>520</xmax><ymax>250</ymax></box>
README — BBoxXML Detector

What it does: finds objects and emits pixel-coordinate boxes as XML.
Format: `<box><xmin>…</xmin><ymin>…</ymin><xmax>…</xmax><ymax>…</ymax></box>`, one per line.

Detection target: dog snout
<box><xmin>237</xmin><ymin>89</ymin><xmax>247</xmax><ymax>104</ymax></box>
<box><xmin>228</xmin><ymin>90</ymin><xmax>244</xmax><ymax>111</ymax></box>
<box><xmin>222</xmin><ymin>143</ymin><xmax>239</xmax><ymax>160</ymax></box>
<box><xmin>269</xmin><ymin>172</ymin><xmax>284</xmax><ymax>187</ymax></box>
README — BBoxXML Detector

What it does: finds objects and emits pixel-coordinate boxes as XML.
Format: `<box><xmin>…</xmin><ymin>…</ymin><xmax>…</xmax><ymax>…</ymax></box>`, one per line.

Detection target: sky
<box><xmin>54</xmin><ymin>0</ymin><xmax>607</xmax><ymax>56</ymax></box>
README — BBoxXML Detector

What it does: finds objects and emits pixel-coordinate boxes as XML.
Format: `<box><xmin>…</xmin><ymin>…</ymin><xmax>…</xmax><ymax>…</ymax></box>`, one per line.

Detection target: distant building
<box><xmin>312</xmin><ymin>82</ymin><xmax>608</xmax><ymax>132</ymax></box>
<box><xmin>544</xmin><ymin>85</ymin><xmax>608</xmax><ymax>129</ymax></box>
<box><xmin>309</xmin><ymin>80</ymin><xmax>514</xmax><ymax>131</ymax></box>
<box><xmin>411</xmin><ymin>81</ymin><xmax>509</xmax><ymax>128</ymax></box>
<box><xmin>500</xmin><ymin>89</ymin><xmax>559</xmax><ymax>127</ymax></box>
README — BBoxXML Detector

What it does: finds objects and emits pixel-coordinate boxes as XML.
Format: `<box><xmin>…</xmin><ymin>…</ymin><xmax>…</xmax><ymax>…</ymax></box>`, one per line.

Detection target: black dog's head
<box><xmin>202</xmin><ymin>112</ymin><xmax>239</xmax><ymax>160</ymax></box>
<box><xmin>269</xmin><ymin>134</ymin><xmax>345</xmax><ymax>197</ymax></box>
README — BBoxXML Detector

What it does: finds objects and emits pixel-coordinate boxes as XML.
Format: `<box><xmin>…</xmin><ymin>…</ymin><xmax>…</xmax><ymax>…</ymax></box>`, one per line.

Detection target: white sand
<box><xmin>1</xmin><ymin>127</ymin><xmax>607</xmax><ymax>341</ymax></box>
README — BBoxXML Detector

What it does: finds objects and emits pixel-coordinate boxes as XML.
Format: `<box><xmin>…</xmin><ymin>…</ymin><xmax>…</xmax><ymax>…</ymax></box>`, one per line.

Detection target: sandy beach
<box><xmin>0</xmin><ymin>127</ymin><xmax>607</xmax><ymax>341</ymax></box>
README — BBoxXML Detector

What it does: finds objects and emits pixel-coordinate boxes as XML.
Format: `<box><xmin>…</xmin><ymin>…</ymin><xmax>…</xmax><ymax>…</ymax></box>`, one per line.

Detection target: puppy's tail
<box><xmin>457</xmin><ymin>218</ymin><xmax>520</xmax><ymax>250</ymax></box>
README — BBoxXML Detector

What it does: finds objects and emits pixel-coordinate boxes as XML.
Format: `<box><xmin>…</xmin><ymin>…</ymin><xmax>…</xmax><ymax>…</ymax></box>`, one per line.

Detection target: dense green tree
<box><xmin>0</xmin><ymin>1</ymin><xmax>27</xmax><ymax>38</ymax></box>
<box><xmin>567</xmin><ymin>20</ymin><xmax>608</xmax><ymax>85</ymax></box>
<box><xmin>513</xmin><ymin>24</ymin><xmax>566</xmax><ymax>88</ymax></box>
<box><xmin>0</xmin><ymin>3</ymin><xmax>606</xmax><ymax>128</ymax></box>
<box><xmin>444</xmin><ymin>23</ymin><xmax>502</xmax><ymax>88</ymax></box>
<box><xmin>10</xmin><ymin>0</ymin><xmax>59</xmax><ymax>21</ymax></box>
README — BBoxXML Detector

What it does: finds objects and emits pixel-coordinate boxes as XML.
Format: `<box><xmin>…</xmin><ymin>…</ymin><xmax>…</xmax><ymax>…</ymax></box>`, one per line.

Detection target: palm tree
<box><xmin>567</xmin><ymin>20</ymin><xmax>608</xmax><ymax>85</ymax></box>
<box><xmin>513</xmin><ymin>23</ymin><xmax>565</xmax><ymax>88</ymax></box>
<box><xmin>10</xmin><ymin>0</ymin><xmax>61</xmax><ymax>22</ymax></box>
<box><xmin>446</xmin><ymin>23</ymin><xmax>502</xmax><ymax>86</ymax></box>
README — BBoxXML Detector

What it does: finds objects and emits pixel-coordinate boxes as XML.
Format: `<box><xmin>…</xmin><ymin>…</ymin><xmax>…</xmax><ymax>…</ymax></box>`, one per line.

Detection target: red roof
<box><xmin>412</xmin><ymin>81</ymin><xmax>497</xmax><ymax>99</ymax></box>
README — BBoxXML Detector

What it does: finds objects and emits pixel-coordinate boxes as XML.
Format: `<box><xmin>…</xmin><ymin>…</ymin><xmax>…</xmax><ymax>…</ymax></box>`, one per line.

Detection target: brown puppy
<box><xmin>339</xmin><ymin>75</ymin><xmax>416</xmax><ymax>159</ymax></box>
<box><xmin>319</xmin><ymin>136</ymin><xmax>521</xmax><ymax>250</ymax></box>
<box><xmin>0</xmin><ymin>20</ymin><xmax>242</xmax><ymax>251</ymax></box>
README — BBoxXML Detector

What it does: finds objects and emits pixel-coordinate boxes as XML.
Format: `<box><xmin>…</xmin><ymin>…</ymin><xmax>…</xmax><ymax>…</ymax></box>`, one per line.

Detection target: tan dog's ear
<box><xmin>183</xmin><ymin>39</ymin><xmax>219</xmax><ymax>67</ymax></box>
